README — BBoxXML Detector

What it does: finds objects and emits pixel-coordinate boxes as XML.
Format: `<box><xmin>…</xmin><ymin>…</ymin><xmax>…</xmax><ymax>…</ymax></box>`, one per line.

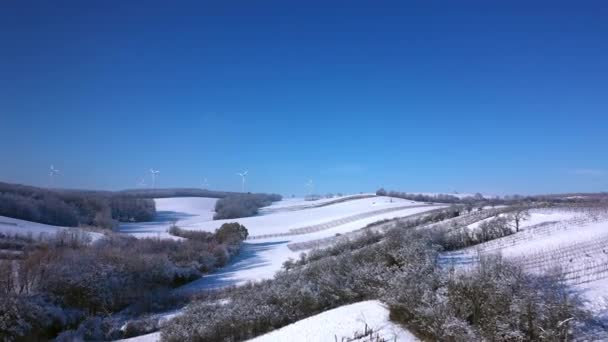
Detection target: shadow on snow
<box><xmin>177</xmin><ymin>240</ymin><xmax>288</xmax><ymax>293</ymax></box>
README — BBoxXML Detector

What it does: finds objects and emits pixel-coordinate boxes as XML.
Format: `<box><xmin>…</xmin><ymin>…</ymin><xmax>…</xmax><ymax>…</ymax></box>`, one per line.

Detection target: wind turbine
<box><xmin>305</xmin><ymin>179</ymin><xmax>314</xmax><ymax>197</ymax></box>
<box><xmin>202</xmin><ymin>178</ymin><xmax>209</xmax><ymax>189</ymax></box>
<box><xmin>49</xmin><ymin>165</ymin><xmax>60</xmax><ymax>186</ymax></box>
<box><xmin>236</xmin><ymin>171</ymin><xmax>248</xmax><ymax>192</ymax></box>
<box><xmin>150</xmin><ymin>169</ymin><xmax>160</xmax><ymax>187</ymax></box>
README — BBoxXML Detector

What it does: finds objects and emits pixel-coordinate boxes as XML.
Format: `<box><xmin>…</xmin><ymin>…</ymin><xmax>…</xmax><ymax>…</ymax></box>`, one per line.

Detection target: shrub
<box><xmin>388</xmin><ymin>255</ymin><xmax>587</xmax><ymax>341</ymax></box>
<box><xmin>215</xmin><ymin>222</ymin><xmax>248</xmax><ymax>244</ymax></box>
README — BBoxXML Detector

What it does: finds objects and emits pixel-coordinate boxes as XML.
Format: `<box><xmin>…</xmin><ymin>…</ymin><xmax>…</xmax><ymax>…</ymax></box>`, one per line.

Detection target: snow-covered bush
<box><xmin>163</xmin><ymin>220</ymin><xmax>589</xmax><ymax>341</ymax></box>
<box><xmin>161</xmin><ymin>229</ymin><xmax>436</xmax><ymax>341</ymax></box>
<box><xmin>431</xmin><ymin>216</ymin><xmax>514</xmax><ymax>251</ymax></box>
<box><xmin>386</xmin><ymin>254</ymin><xmax>587</xmax><ymax>340</ymax></box>
<box><xmin>0</xmin><ymin>224</ymin><xmax>249</xmax><ymax>340</ymax></box>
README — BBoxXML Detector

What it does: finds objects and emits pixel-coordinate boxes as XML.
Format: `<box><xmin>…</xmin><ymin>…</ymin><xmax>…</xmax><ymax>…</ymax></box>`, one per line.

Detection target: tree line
<box><xmin>0</xmin><ymin>182</ymin><xmax>155</xmax><ymax>228</ymax></box>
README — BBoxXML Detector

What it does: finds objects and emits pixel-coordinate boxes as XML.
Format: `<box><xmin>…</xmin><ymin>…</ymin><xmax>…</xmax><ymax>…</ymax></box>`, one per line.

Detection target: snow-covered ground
<box><xmin>118</xmin><ymin>197</ymin><xmax>218</xmax><ymax>239</ymax></box>
<box><xmin>115</xmin><ymin>332</ymin><xmax>160</xmax><ymax>342</ymax></box>
<box><xmin>114</xmin><ymin>302</ymin><xmax>418</xmax><ymax>342</ymax></box>
<box><xmin>183</xmin><ymin>196</ymin><xmax>425</xmax><ymax>237</ymax></box>
<box><xmin>442</xmin><ymin>207</ymin><xmax>608</xmax><ymax>320</ymax></box>
<box><xmin>177</xmin><ymin>203</ymin><xmax>442</xmax><ymax>292</ymax></box>
<box><xmin>114</xmin><ymin>196</ymin><xmax>439</xmax><ymax>341</ymax></box>
<box><xmin>0</xmin><ymin>215</ymin><xmax>104</xmax><ymax>241</ymax></box>
<box><xmin>466</xmin><ymin>208</ymin><xmax>576</xmax><ymax>231</ymax></box>
<box><xmin>259</xmin><ymin>194</ymin><xmax>374</xmax><ymax>213</ymax></box>
<box><xmin>249</xmin><ymin>300</ymin><xmax>418</xmax><ymax>342</ymax></box>
<box><xmin>117</xmin><ymin>196</ymin><xmax>442</xmax><ymax>292</ymax></box>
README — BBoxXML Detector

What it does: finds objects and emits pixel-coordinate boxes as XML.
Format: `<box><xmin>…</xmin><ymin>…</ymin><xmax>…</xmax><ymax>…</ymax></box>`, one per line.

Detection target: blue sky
<box><xmin>1</xmin><ymin>1</ymin><xmax>607</xmax><ymax>195</ymax></box>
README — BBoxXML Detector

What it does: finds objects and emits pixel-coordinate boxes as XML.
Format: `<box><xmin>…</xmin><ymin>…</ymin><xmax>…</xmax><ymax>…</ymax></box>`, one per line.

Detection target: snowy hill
<box><xmin>0</xmin><ymin>215</ymin><xmax>104</xmax><ymax>241</ymax></box>
<box><xmin>138</xmin><ymin>196</ymin><xmax>445</xmax><ymax>291</ymax></box>
<box><xmin>249</xmin><ymin>300</ymin><xmax>418</xmax><ymax>342</ymax></box>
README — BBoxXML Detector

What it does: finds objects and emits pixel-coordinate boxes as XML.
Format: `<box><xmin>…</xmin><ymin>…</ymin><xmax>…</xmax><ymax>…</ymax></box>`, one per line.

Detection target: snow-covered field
<box><xmin>116</xmin><ymin>196</ymin><xmax>443</xmax><ymax>291</ymax></box>
<box><xmin>259</xmin><ymin>194</ymin><xmax>375</xmax><ymax>214</ymax></box>
<box><xmin>466</xmin><ymin>208</ymin><xmax>576</xmax><ymax>231</ymax></box>
<box><xmin>114</xmin><ymin>203</ymin><xmax>608</xmax><ymax>341</ymax></box>
<box><xmin>114</xmin><ymin>301</ymin><xmax>418</xmax><ymax>342</ymax></box>
<box><xmin>442</xmin><ymin>207</ymin><xmax>608</xmax><ymax>319</ymax></box>
<box><xmin>185</xmin><ymin>196</ymin><xmax>425</xmax><ymax>237</ymax></box>
<box><xmin>249</xmin><ymin>300</ymin><xmax>418</xmax><ymax>342</ymax></box>
<box><xmin>115</xmin><ymin>332</ymin><xmax>160</xmax><ymax>342</ymax></box>
<box><xmin>172</xmin><ymin>198</ymin><xmax>442</xmax><ymax>292</ymax></box>
<box><xmin>0</xmin><ymin>215</ymin><xmax>104</xmax><ymax>241</ymax></box>
<box><xmin>117</xmin><ymin>197</ymin><xmax>218</xmax><ymax>239</ymax></box>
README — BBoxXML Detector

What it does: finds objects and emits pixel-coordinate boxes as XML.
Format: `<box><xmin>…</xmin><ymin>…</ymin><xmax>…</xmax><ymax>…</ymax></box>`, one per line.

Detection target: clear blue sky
<box><xmin>1</xmin><ymin>1</ymin><xmax>607</xmax><ymax>196</ymax></box>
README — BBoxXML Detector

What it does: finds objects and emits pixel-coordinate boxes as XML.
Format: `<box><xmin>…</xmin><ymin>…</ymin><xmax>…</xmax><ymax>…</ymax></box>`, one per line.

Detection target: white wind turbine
<box><xmin>202</xmin><ymin>178</ymin><xmax>209</xmax><ymax>189</ymax></box>
<box><xmin>305</xmin><ymin>179</ymin><xmax>314</xmax><ymax>196</ymax></box>
<box><xmin>49</xmin><ymin>165</ymin><xmax>60</xmax><ymax>186</ymax></box>
<box><xmin>236</xmin><ymin>171</ymin><xmax>248</xmax><ymax>192</ymax></box>
<box><xmin>150</xmin><ymin>169</ymin><xmax>160</xmax><ymax>187</ymax></box>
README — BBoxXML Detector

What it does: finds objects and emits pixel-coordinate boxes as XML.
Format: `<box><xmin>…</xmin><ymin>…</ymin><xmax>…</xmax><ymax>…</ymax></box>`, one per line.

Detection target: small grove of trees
<box><xmin>0</xmin><ymin>182</ymin><xmax>155</xmax><ymax>229</ymax></box>
<box><xmin>214</xmin><ymin>193</ymin><xmax>282</xmax><ymax>220</ymax></box>
<box><xmin>431</xmin><ymin>216</ymin><xmax>516</xmax><ymax>251</ymax></box>
<box><xmin>0</xmin><ymin>223</ymin><xmax>249</xmax><ymax>341</ymax></box>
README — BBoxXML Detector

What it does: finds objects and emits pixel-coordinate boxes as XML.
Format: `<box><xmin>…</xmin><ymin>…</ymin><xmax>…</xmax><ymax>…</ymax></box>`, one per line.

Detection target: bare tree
<box><xmin>509</xmin><ymin>205</ymin><xmax>531</xmax><ymax>232</ymax></box>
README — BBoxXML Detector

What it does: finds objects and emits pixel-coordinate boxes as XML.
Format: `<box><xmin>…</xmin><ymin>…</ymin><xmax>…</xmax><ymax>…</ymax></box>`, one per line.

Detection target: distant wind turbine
<box><xmin>150</xmin><ymin>169</ymin><xmax>160</xmax><ymax>187</ymax></box>
<box><xmin>237</xmin><ymin>171</ymin><xmax>248</xmax><ymax>192</ymax></box>
<box><xmin>49</xmin><ymin>165</ymin><xmax>60</xmax><ymax>186</ymax></box>
<box><xmin>202</xmin><ymin>178</ymin><xmax>209</xmax><ymax>189</ymax></box>
<box><xmin>305</xmin><ymin>179</ymin><xmax>314</xmax><ymax>196</ymax></box>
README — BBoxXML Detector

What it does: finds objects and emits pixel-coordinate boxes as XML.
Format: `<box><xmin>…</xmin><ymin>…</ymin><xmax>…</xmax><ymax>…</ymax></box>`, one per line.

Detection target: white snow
<box><xmin>0</xmin><ymin>215</ymin><xmax>104</xmax><ymax>241</ymax></box>
<box><xmin>115</xmin><ymin>332</ymin><xmax>160</xmax><ymax>342</ymax></box>
<box><xmin>177</xmin><ymin>204</ymin><xmax>442</xmax><ymax>292</ymax></box>
<box><xmin>117</xmin><ymin>196</ymin><xmax>442</xmax><ymax>292</ymax></box>
<box><xmin>443</xmin><ymin>208</ymin><xmax>608</xmax><ymax>319</ymax></box>
<box><xmin>118</xmin><ymin>197</ymin><xmax>218</xmax><ymax>239</ymax></box>
<box><xmin>260</xmin><ymin>194</ymin><xmax>375</xmax><ymax>213</ymax></box>
<box><xmin>576</xmin><ymin>277</ymin><xmax>608</xmax><ymax>320</ymax></box>
<box><xmin>249</xmin><ymin>300</ymin><xmax>418</xmax><ymax>342</ymax></box>
<box><xmin>181</xmin><ymin>196</ymin><xmax>427</xmax><ymax>237</ymax></box>
<box><xmin>114</xmin><ymin>301</ymin><xmax>419</xmax><ymax>342</ymax></box>
<box><xmin>466</xmin><ymin>208</ymin><xmax>576</xmax><ymax>231</ymax></box>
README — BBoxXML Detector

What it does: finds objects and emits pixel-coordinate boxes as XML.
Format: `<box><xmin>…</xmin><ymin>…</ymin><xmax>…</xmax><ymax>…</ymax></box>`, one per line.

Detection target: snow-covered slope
<box><xmin>248</xmin><ymin>300</ymin><xmax>418</xmax><ymax>342</ymax></box>
<box><xmin>259</xmin><ymin>194</ymin><xmax>375</xmax><ymax>214</ymax></box>
<box><xmin>443</xmin><ymin>207</ymin><xmax>608</xmax><ymax>320</ymax></box>
<box><xmin>182</xmin><ymin>196</ymin><xmax>425</xmax><ymax>236</ymax></box>
<box><xmin>466</xmin><ymin>208</ymin><xmax>576</xmax><ymax>231</ymax></box>
<box><xmin>115</xmin><ymin>300</ymin><xmax>419</xmax><ymax>342</ymax></box>
<box><xmin>115</xmin><ymin>332</ymin><xmax>160</xmax><ymax>342</ymax></box>
<box><xmin>118</xmin><ymin>196</ymin><xmax>443</xmax><ymax>291</ymax></box>
<box><xmin>118</xmin><ymin>197</ymin><xmax>218</xmax><ymax>238</ymax></box>
<box><xmin>177</xmin><ymin>203</ymin><xmax>442</xmax><ymax>292</ymax></box>
<box><xmin>0</xmin><ymin>215</ymin><xmax>104</xmax><ymax>241</ymax></box>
